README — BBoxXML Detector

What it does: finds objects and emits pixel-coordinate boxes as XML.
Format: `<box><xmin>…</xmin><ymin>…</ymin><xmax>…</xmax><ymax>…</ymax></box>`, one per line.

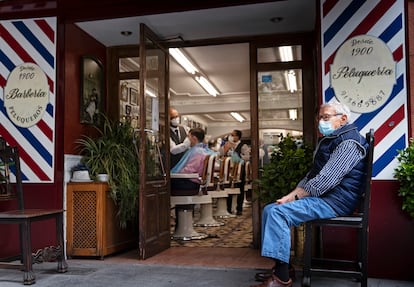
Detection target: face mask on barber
<box><xmin>318</xmin><ymin>120</ymin><xmax>336</xmax><ymax>136</ymax></box>
<box><xmin>170</xmin><ymin>117</ymin><xmax>180</xmax><ymax>127</ymax></box>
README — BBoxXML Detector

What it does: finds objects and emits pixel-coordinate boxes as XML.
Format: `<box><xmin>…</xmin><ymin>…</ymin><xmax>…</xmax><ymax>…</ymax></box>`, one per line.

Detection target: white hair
<box><xmin>321</xmin><ymin>100</ymin><xmax>351</xmax><ymax>122</ymax></box>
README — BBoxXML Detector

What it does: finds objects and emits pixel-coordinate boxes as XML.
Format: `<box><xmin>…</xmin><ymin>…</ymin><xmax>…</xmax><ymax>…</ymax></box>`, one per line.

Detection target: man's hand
<box><xmin>276</xmin><ymin>187</ymin><xmax>308</xmax><ymax>205</ymax></box>
<box><xmin>276</xmin><ymin>194</ymin><xmax>295</xmax><ymax>204</ymax></box>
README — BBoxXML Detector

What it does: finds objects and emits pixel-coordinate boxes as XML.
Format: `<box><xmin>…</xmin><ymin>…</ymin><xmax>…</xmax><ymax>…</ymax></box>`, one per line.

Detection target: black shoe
<box><xmin>236</xmin><ymin>211</ymin><xmax>242</xmax><ymax>216</ymax></box>
<box><xmin>255</xmin><ymin>266</ymin><xmax>296</xmax><ymax>282</ymax></box>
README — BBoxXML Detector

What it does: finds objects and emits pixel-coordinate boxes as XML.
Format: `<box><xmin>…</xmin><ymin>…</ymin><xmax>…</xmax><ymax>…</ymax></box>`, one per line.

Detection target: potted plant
<box><xmin>76</xmin><ymin>115</ymin><xmax>139</xmax><ymax>228</ymax></box>
<box><xmin>256</xmin><ymin>134</ymin><xmax>313</xmax><ymax>204</ymax></box>
<box><xmin>394</xmin><ymin>138</ymin><xmax>414</xmax><ymax>219</ymax></box>
<box><xmin>255</xmin><ymin>133</ymin><xmax>314</xmax><ymax>264</ymax></box>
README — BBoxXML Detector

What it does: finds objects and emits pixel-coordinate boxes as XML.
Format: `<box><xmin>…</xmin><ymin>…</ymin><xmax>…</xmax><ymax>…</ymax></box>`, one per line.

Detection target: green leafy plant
<box><xmin>76</xmin><ymin>115</ymin><xmax>139</xmax><ymax>228</ymax></box>
<box><xmin>394</xmin><ymin>138</ymin><xmax>414</xmax><ymax>219</ymax></box>
<box><xmin>256</xmin><ymin>134</ymin><xmax>314</xmax><ymax>205</ymax></box>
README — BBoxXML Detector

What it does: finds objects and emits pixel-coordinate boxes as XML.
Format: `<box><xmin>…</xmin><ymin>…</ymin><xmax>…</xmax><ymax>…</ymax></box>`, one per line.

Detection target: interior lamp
<box><xmin>279</xmin><ymin>46</ymin><xmax>293</xmax><ymax>62</ymax></box>
<box><xmin>169</xmin><ymin>48</ymin><xmax>198</xmax><ymax>75</ymax></box>
<box><xmin>230</xmin><ymin>112</ymin><xmax>245</xmax><ymax>122</ymax></box>
<box><xmin>195</xmin><ymin>75</ymin><xmax>219</xmax><ymax>97</ymax></box>
<box><xmin>289</xmin><ymin>109</ymin><xmax>298</xmax><ymax>121</ymax></box>
<box><xmin>285</xmin><ymin>70</ymin><xmax>297</xmax><ymax>93</ymax></box>
<box><xmin>169</xmin><ymin>47</ymin><xmax>220</xmax><ymax>97</ymax></box>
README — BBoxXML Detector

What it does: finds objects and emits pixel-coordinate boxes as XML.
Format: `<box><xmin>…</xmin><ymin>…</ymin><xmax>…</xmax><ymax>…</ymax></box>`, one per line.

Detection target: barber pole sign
<box><xmin>0</xmin><ymin>17</ymin><xmax>56</xmax><ymax>183</ymax></box>
<box><xmin>320</xmin><ymin>0</ymin><xmax>407</xmax><ymax>180</ymax></box>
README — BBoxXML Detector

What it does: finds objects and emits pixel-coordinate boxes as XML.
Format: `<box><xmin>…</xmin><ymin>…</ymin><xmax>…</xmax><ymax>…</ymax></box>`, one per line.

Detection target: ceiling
<box><xmin>75</xmin><ymin>0</ymin><xmax>316</xmax><ymax>139</ymax></box>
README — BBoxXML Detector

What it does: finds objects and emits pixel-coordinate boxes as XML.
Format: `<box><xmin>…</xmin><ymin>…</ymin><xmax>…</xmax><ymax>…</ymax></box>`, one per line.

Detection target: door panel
<box><xmin>138</xmin><ymin>23</ymin><xmax>170</xmax><ymax>259</ymax></box>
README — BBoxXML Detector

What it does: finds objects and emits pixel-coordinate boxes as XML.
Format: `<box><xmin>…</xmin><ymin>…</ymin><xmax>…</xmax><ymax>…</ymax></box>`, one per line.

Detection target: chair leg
<box><xmin>302</xmin><ymin>222</ymin><xmax>312</xmax><ymax>287</ymax></box>
<box><xmin>56</xmin><ymin>213</ymin><xmax>68</xmax><ymax>273</ymax></box>
<box><xmin>360</xmin><ymin>229</ymin><xmax>368</xmax><ymax>287</ymax></box>
<box><xmin>21</xmin><ymin>221</ymin><xmax>36</xmax><ymax>285</ymax></box>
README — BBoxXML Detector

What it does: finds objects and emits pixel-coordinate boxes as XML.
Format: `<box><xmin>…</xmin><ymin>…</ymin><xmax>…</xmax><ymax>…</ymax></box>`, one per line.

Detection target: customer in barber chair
<box><xmin>171</xmin><ymin>127</ymin><xmax>217</xmax><ymax>195</ymax></box>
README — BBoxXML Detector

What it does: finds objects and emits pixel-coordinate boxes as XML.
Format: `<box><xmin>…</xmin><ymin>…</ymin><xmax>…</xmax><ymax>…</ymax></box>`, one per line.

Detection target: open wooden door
<box><xmin>138</xmin><ymin>23</ymin><xmax>170</xmax><ymax>259</ymax></box>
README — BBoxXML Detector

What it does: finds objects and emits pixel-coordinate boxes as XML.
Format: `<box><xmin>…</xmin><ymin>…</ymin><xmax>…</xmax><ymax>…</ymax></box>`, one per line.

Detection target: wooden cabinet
<box><xmin>66</xmin><ymin>182</ymin><xmax>137</xmax><ymax>258</ymax></box>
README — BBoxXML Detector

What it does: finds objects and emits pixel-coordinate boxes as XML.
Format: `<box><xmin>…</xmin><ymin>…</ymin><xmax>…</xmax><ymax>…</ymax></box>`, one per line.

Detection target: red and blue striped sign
<box><xmin>321</xmin><ymin>0</ymin><xmax>407</xmax><ymax>179</ymax></box>
<box><xmin>0</xmin><ymin>17</ymin><xmax>56</xmax><ymax>183</ymax></box>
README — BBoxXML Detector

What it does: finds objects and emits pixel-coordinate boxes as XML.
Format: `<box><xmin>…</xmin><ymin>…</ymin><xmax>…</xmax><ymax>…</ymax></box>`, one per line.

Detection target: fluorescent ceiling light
<box><xmin>230</xmin><ymin>112</ymin><xmax>245</xmax><ymax>122</ymax></box>
<box><xmin>279</xmin><ymin>46</ymin><xmax>293</xmax><ymax>62</ymax></box>
<box><xmin>289</xmin><ymin>109</ymin><xmax>297</xmax><ymax>120</ymax></box>
<box><xmin>169</xmin><ymin>47</ymin><xmax>220</xmax><ymax>97</ymax></box>
<box><xmin>195</xmin><ymin>75</ymin><xmax>219</xmax><ymax>97</ymax></box>
<box><xmin>145</xmin><ymin>89</ymin><xmax>156</xmax><ymax>98</ymax></box>
<box><xmin>285</xmin><ymin>70</ymin><xmax>297</xmax><ymax>93</ymax></box>
<box><xmin>169</xmin><ymin>48</ymin><xmax>198</xmax><ymax>75</ymax></box>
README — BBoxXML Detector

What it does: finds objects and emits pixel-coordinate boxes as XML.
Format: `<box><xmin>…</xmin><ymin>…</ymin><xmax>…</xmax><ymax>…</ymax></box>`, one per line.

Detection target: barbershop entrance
<box><xmin>108</xmin><ymin>33</ymin><xmax>315</xmax><ymax>262</ymax></box>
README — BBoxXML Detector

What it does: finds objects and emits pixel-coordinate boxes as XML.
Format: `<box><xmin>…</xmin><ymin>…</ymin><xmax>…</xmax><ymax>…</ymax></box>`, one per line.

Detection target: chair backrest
<box><xmin>245</xmin><ymin>161</ymin><xmax>252</xmax><ymax>183</ymax></box>
<box><xmin>0</xmin><ymin>137</ymin><xmax>23</xmax><ymax>209</ymax></box>
<box><xmin>200</xmin><ymin>154</ymin><xmax>211</xmax><ymax>182</ymax></box>
<box><xmin>360</xmin><ymin>129</ymin><xmax>375</xmax><ymax>225</ymax></box>
<box><xmin>219</xmin><ymin>156</ymin><xmax>232</xmax><ymax>185</ymax></box>
<box><xmin>234</xmin><ymin>161</ymin><xmax>244</xmax><ymax>182</ymax></box>
<box><xmin>228</xmin><ymin>161</ymin><xmax>244</xmax><ymax>188</ymax></box>
<box><xmin>206</xmin><ymin>154</ymin><xmax>217</xmax><ymax>189</ymax></box>
<box><xmin>199</xmin><ymin>154</ymin><xmax>214</xmax><ymax>194</ymax></box>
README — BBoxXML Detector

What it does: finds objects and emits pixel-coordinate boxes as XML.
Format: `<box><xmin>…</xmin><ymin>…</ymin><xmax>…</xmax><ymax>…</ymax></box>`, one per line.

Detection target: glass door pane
<box><xmin>258</xmin><ymin>69</ymin><xmax>303</xmax><ymax>167</ymax></box>
<box><xmin>119</xmin><ymin>79</ymin><xmax>139</xmax><ymax>128</ymax></box>
<box><xmin>142</xmin><ymin>47</ymin><xmax>166</xmax><ymax>180</ymax></box>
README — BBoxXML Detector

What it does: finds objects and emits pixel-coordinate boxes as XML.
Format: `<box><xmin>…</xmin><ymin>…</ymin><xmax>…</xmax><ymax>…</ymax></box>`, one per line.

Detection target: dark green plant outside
<box><xmin>256</xmin><ymin>134</ymin><xmax>314</xmax><ymax>205</ymax></box>
<box><xmin>76</xmin><ymin>115</ymin><xmax>139</xmax><ymax>228</ymax></box>
<box><xmin>394</xmin><ymin>138</ymin><xmax>414</xmax><ymax>219</ymax></box>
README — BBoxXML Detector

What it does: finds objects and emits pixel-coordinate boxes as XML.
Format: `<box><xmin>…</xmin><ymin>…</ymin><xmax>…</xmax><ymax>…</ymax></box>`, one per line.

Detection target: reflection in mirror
<box><xmin>143</xmin><ymin>36</ymin><xmax>167</xmax><ymax>181</ymax></box>
<box><xmin>258</xmin><ymin>68</ymin><xmax>303</xmax><ymax>168</ymax></box>
<box><xmin>257</xmin><ymin>45</ymin><xmax>302</xmax><ymax>63</ymax></box>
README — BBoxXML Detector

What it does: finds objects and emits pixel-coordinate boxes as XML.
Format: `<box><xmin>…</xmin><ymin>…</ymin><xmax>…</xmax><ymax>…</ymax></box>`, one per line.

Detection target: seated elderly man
<box><xmin>252</xmin><ymin>101</ymin><xmax>368</xmax><ymax>287</ymax></box>
<box><xmin>171</xmin><ymin>127</ymin><xmax>216</xmax><ymax>195</ymax></box>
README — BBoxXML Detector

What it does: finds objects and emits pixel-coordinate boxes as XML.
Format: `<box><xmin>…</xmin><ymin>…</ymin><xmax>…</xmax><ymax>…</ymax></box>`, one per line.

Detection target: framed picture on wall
<box><xmin>130</xmin><ymin>88</ymin><xmax>138</xmax><ymax>105</ymax></box>
<box><xmin>120</xmin><ymin>82</ymin><xmax>128</xmax><ymax>102</ymax></box>
<box><xmin>125</xmin><ymin>104</ymin><xmax>131</xmax><ymax>115</ymax></box>
<box><xmin>80</xmin><ymin>56</ymin><xmax>104</xmax><ymax>125</ymax></box>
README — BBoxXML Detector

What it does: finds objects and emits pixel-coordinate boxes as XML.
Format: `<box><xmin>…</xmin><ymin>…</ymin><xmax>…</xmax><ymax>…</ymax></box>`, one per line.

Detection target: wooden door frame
<box><xmin>138</xmin><ymin>23</ymin><xmax>171</xmax><ymax>259</ymax></box>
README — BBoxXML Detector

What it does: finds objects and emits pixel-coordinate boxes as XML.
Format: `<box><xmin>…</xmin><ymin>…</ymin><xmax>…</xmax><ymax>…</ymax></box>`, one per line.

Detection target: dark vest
<box><xmin>170</xmin><ymin>125</ymin><xmax>187</xmax><ymax>168</ymax></box>
<box><xmin>308</xmin><ymin>124</ymin><xmax>368</xmax><ymax>216</ymax></box>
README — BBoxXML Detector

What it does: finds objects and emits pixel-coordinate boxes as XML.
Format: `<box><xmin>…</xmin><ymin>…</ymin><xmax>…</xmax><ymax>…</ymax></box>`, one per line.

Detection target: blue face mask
<box><xmin>318</xmin><ymin>120</ymin><xmax>336</xmax><ymax>136</ymax></box>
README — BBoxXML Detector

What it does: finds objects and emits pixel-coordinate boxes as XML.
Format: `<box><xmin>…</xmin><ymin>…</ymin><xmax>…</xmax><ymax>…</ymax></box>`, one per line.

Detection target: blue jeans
<box><xmin>261</xmin><ymin>197</ymin><xmax>336</xmax><ymax>263</ymax></box>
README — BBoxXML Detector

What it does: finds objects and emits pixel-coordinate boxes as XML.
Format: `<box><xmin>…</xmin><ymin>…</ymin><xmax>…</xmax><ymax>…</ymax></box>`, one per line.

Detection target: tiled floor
<box><xmin>171</xmin><ymin>202</ymin><xmax>254</xmax><ymax>248</ymax></box>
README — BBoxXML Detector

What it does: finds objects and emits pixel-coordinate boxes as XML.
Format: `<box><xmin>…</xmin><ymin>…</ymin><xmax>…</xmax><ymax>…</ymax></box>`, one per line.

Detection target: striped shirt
<box><xmin>297</xmin><ymin>140</ymin><xmax>365</xmax><ymax>197</ymax></box>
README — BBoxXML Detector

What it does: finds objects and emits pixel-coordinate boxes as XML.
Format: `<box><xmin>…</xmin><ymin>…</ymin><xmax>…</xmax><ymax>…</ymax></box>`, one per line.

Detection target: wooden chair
<box><xmin>0</xmin><ymin>137</ymin><xmax>67</xmax><ymax>285</ymax></box>
<box><xmin>301</xmin><ymin>129</ymin><xmax>375</xmax><ymax>287</ymax></box>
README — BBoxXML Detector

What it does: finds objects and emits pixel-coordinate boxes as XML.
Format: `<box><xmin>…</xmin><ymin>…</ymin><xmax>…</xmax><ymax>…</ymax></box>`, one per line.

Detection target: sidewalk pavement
<box><xmin>1</xmin><ymin>258</ymin><xmax>413</xmax><ymax>287</ymax></box>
